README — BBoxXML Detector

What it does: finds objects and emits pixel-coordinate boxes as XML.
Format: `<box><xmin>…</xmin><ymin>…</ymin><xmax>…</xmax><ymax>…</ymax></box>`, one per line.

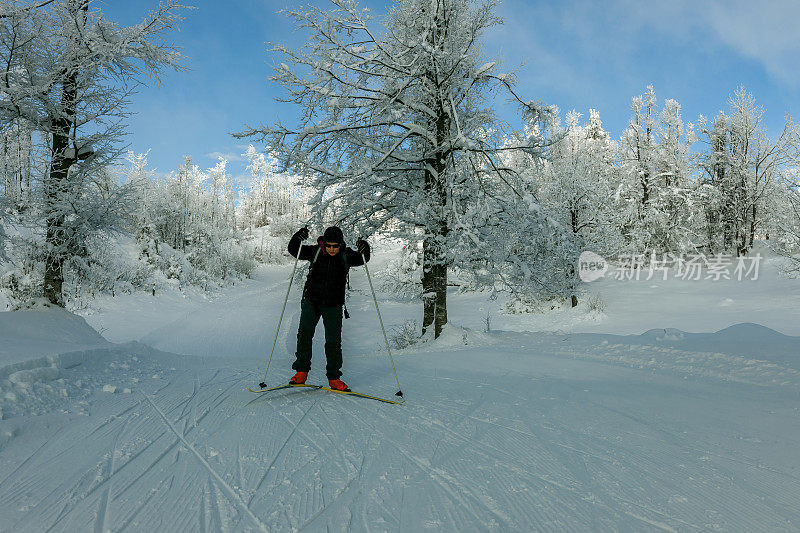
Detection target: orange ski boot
<box><xmin>328</xmin><ymin>378</ymin><xmax>349</xmax><ymax>391</ymax></box>
<box><xmin>289</xmin><ymin>371</ymin><xmax>308</xmax><ymax>384</ymax></box>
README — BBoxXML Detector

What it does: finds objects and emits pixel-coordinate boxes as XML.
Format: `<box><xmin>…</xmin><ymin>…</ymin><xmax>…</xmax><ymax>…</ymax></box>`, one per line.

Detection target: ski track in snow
<box><xmin>2</xmin><ymin>325</ymin><xmax>800</xmax><ymax>530</ymax></box>
<box><xmin>143</xmin><ymin>391</ymin><xmax>270</xmax><ymax>532</ymax></box>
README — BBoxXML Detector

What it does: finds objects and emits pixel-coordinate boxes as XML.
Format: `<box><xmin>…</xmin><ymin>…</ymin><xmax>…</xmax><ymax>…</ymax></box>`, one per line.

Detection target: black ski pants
<box><xmin>292</xmin><ymin>298</ymin><xmax>343</xmax><ymax>379</ymax></box>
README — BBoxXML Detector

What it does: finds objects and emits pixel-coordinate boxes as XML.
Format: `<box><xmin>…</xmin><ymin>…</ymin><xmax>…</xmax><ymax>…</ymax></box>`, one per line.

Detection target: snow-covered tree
<box><xmin>616</xmin><ymin>86</ymin><xmax>659</xmax><ymax>252</ymax></box>
<box><xmin>488</xmin><ymin>108</ymin><xmax>617</xmax><ymax>307</ymax></box>
<box><xmin>1</xmin><ymin>117</ymin><xmax>38</xmax><ymax>208</ymax></box>
<box><xmin>648</xmin><ymin>98</ymin><xmax>697</xmax><ymax>253</ymax></box>
<box><xmin>544</xmin><ymin>109</ymin><xmax>617</xmax><ymax>251</ymax></box>
<box><xmin>0</xmin><ymin>0</ymin><xmax>186</xmax><ymax>305</ymax></box>
<box><xmin>239</xmin><ymin>145</ymin><xmax>310</xmax><ymax>231</ymax></box>
<box><xmin>619</xmin><ymin>86</ymin><xmax>657</xmax><ymax>218</ymax></box>
<box><xmin>696</xmin><ymin>88</ymin><xmax>796</xmax><ymax>255</ymax></box>
<box><xmin>776</xmin><ymin>163</ymin><xmax>800</xmax><ymax>272</ymax></box>
<box><xmin>206</xmin><ymin>157</ymin><xmax>235</xmax><ymax>231</ymax></box>
<box><xmin>614</xmin><ymin>86</ymin><xmax>697</xmax><ymax>255</ymax></box>
<box><xmin>125</xmin><ymin>153</ymin><xmax>254</xmax><ymax>291</ymax></box>
<box><xmin>238</xmin><ymin>0</ymin><xmax>556</xmax><ymax>337</ymax></box>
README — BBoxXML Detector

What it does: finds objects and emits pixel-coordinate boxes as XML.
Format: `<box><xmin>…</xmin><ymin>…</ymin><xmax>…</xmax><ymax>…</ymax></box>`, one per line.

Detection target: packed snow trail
<box><xmin>3</xmin><ymin>250</ymin><xmax>800</xmax><ymax>531</ymax></box>
<box><xmin>79</xmin><ymin>245</ymin><xmax>800</xmax><ymax>352</ymax></box>
<box><xmin>1</xmin><ymin>331</ymin><xmax>799</xmax><ymax>532</ymax></box>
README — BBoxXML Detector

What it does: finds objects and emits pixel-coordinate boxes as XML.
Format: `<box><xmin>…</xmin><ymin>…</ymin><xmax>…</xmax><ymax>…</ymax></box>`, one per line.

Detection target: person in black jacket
<box><xmin>287</xmin><ymin>225</ymin><xmax>370</xmax><ymax>391</ymax></box>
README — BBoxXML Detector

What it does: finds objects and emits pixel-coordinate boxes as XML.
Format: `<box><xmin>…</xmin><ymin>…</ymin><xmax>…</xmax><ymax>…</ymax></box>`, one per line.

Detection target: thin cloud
<box><xmin>596</xmin><ymin>0</ymin><xmax>800</xmax><ymax>86</ymax></box>
<box><xmin>205</xmin><ymin>151</ymin><xmax>244</xmax><ymax>162</ymax></box>
<box><xmin>705</xmin><ymin>0</ymin><xmax>800</xmax><ymax>85</ymax></box>
<box><xmin>500</xmin><ymin>0</ymin><xmax>800</xmax><ymax>87</ymax></box>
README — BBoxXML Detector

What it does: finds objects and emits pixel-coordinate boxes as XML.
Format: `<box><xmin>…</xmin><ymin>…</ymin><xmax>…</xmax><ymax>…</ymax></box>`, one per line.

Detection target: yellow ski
<box><xmin>312</xmin><ymin>384</ymin><xmax>405</xmax><ymax>404</ymax></box>
<box><xmin>248</xmin><ymin>383</ymin><xmax>301</xmax><ymax>394</ymax></box>
<box><xmin>249</xmin><ymin>383</ymin><xmax>404</xmax><ymax>404</ymax></box>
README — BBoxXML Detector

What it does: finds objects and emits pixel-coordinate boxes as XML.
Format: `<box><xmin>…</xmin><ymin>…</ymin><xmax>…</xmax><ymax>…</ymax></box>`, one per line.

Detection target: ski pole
<box><xmin>259</xmin><ymin>226</ymin><xmax>306</xmax><ymax>388</ymax></box>
<box><xmin>359</xmin><ymin>242</ymin><xmax>403</xmax><ymax>398</ymax></box>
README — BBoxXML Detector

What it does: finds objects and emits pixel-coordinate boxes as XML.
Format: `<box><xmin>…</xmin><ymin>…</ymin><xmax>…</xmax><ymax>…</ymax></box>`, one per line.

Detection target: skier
<box><xmin>287</xmin><ymin>226</ymin><xmax>370</xmax><ymax>391</ymax></box>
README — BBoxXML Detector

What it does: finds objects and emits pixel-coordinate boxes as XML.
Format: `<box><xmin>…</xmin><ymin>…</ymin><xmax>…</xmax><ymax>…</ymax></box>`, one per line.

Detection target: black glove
<box><xmin>295</xmin><ymin>227</ymin><xmax>309</xmax><ymax>241</ymax></box>
<box><xmin>356</xmin><ymin>238</ymin><xmax>369</xmax><ymax>253</ymax></box>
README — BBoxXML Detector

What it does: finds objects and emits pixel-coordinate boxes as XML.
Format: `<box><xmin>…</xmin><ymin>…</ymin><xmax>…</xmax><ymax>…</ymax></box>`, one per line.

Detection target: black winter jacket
<box><xmin>287</xmin><ymin>233</ymin><xmax>370</xmax><ymax>306</ymax></box>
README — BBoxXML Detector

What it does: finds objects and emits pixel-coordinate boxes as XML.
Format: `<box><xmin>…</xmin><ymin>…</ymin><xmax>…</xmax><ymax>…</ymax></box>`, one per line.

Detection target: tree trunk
<box><xmin>43</xmin><ymin>113</ymin><xmax>74</xmax><ymax>306</ymax></box>
<box><xmin>1</xmin><ymin>131</ymin><xmax>8</xmax><ymax>200</ymax></box>
<box><xmin>23</xmin><ymin>126</ymin><xmax>31</xmax><ymax>202</ymax></box>
<box><xmin>433</xmin><ymin>261</ymin><xmax>447</xmax><ymax>336</ymax></box>
<box><xmin>420</xmin><ymin>79</ymin><xmax>451</xmax><ymax>338</ymax></box>
<box><xmin>641</xmin><ymin>170</ymin><xmax>649</xmax><ymax>208</ymax></box>
<box><xmin>43</xmin><ymin>0</ymin><xmax>87</xmax><ymax>306</ymax></box>
<box><xmin>421</xmin><ymin>241</ymin><xmax>434</xmax><ymax>336</ymax></box>
<box><xmin>421</xmin><ymin>235</ymin><xmax>447</xmax><ymax>336</ymax></box>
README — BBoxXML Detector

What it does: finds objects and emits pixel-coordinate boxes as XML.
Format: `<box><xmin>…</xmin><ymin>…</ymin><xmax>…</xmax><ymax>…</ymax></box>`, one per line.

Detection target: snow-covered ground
<box><xmin>1</xmin><ymin>240</ymin><xmax>799</xmax><ymax>531</ymax></box>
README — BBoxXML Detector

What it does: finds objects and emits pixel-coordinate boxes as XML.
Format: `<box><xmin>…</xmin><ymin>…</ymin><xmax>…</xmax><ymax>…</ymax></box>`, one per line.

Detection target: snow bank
<box><xmin>0</xmin><ymin>306</ymin><xmax>115</xmax><ymax>418</ymax></box>
<box><xmin>0</xmin><ymin>306</ymin><xmax>156</xmax><ymax>419</ymax></box>
<box><xmin>390</xmin><ymin>321</ymin><xmax>800</xmax><ymax>389</ymax></box>
<box><xmin>0</xmin><ymin>303</ymin><xmax>109</xmax><ymax>368</ymax></box>
<box><xmin>0</xmin><ymin>346</ymin><xmax>117</xmax><ymax>419</ymax></box>
<box><xmin>554</xmin><ymin>322</ymin><xmax>800</xmax><ymax>387</ymax></box>
<box><xmin>8</xmin><ymin>366</ymin><xmax>60</xmax><ymax>384</ymax></box>
<box><xmin>0</xmin><ymin>341</ymin><xmax>196</xmax><ymax>420</ymax></box>
<box><xmin>586</xmin><ymin>322</ymin><xmax>800</xmax><ymax>371</ymax></box>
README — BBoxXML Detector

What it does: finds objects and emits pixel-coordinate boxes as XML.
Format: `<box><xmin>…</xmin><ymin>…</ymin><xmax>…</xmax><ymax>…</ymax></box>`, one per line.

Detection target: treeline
<box><xmin>0</xmin><ymin>141</ymin><xmax>309</xmax><ymax>307</ymax></box>
<box><xmin>3</xmin><ymin>85</ymin><xmax>800</xmax><ymax>309</ymax></box>
<box><xmin>385</xmin><ymin>85</ymin><xmax>800</xmax><ymax>310</ymax></box>
<box><xmin>3</xmin><ymin>0</ymin><xmax>800</xmax><ymax>313</ymax></box>
<box><xmin>531</xmin><ymin>86</ymin><xmax>799</xmax><ymax>261</ymax></box>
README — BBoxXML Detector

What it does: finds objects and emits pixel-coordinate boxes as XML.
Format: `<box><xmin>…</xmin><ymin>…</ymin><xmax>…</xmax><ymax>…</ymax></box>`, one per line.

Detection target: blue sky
<box><xmin>101</xmin><ymin>0</ymin><xmax>800</xmax><ymax>195</ymax></box>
